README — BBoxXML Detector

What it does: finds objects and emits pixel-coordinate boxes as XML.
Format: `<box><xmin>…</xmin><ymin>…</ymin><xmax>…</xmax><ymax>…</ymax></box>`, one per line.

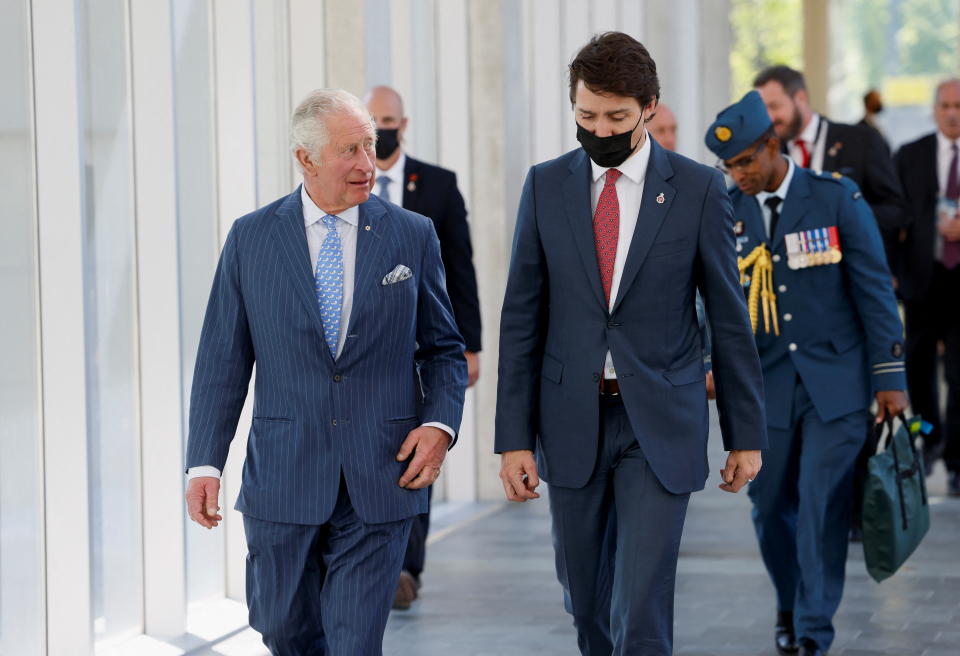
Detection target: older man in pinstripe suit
<box><xmin>184</xmin><ymin>89</ymin><xmax>467</xmax><ymax>655</ymax></box>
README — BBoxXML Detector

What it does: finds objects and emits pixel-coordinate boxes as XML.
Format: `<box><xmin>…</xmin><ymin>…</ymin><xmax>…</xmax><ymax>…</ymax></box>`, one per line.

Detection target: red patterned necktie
<box><xmin>795</xmin><ymin>138</ymin><xmax>811</xmax><ymax>168</ymax></box>
<box><xmin>593</xmin><ymin>169</ymin><xmax>622</xmax><ymax>305</ymax></box>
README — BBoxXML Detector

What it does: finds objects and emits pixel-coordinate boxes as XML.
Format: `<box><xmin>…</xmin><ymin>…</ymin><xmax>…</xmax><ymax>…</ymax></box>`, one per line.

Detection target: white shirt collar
<box><xmin>795</xmin><ymin>112</ymin><xmax>820</xmax><ymax>145</ymax></box>
<box><xmin>300</xmin><ymin>184</ymin><xmax>360</xmax><ymax>228</ymax></box>
<box><xmin>590</xmin><ymin>130</ymin><xmax>653</xmax><ymax>184</ymax></box>
<box><xmin>756</xmin><ymin>156</ymin><xmax>796</xmax><ymax>207</ymax></box>
<box><xmin>377</xmin><ymin>151</ymin><xmax>406</xmax><ymax>189</ymax></box>
<box><xmin>937</xmin><ymin>130</ymin><xmax>959</xmax><ymax>153</ymax></box>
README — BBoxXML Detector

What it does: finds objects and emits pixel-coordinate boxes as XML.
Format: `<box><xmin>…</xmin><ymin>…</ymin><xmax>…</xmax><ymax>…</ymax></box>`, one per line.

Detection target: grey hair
<box><xmin>289</xmin><ymin>89</ymin><xmax>375</xmax><ymax>170</ymax></box>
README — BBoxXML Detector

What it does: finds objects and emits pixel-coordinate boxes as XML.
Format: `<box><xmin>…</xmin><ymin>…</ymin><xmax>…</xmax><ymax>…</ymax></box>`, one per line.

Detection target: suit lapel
<box><xmin>611</xmin><ymin>141</ymin><xmax>676</xmax><ymax>314</ymax></box>
<box><xmin>772</xmin><ymin>168</ymin><xmax>813</xmax><ymax>248</ymax></box>
<box><xmin>272</xmin><ymin>186</ymin><xmax>333</xmax><ymax>361</ymax></box>
<box><xmin>343</xmin><ymin>197</ymin><xmax>389</xmax><ymax>352</ymax></box>
<box><xmin>401</xmin><ymin>156</ymin><xmax>420</xmax><ymax>209</ymax></box>
<box><xmin>563</xmin><ymin>151</ymin><xmax>608</xmax><ymax>311</ymax></box>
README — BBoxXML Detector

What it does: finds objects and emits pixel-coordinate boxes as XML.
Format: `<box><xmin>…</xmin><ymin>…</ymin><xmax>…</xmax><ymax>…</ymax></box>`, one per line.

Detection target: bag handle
<box><xmin>876</xmin><ymin>415</ymin><xmax>910</xmax><ymax>531</ymax></box>
<box><xmin>897</xmin><ymin>413</ymin><xmax>929</xmax><ymax>508</ymax></box>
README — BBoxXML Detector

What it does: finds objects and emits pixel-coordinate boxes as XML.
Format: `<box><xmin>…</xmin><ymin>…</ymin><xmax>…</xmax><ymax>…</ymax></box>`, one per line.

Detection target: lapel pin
<box><xmin>407</xmin><ymin>173</ymin><xmax>418</xmax><ymax>192</ymax></box>
<box><xmin>365</xmin><ymin>225</ymin><xmax>371</xmax><ymax>231</ymax></box>
<box><xmin>828</xmin><ymin>141</ymin><xmax>843</xmax><ymax>157</ymax></box>
<box><xmin>656</xmin><ymin>192</ymin><xmax>665</xmax><ymax>204</ymax></box>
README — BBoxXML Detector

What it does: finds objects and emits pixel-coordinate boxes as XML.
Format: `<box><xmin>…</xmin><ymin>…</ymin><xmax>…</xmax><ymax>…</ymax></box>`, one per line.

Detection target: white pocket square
<box><xmin>382</xmin><ymin>264</ymin><xmax>412</xmax><ymax>285</ymax></box>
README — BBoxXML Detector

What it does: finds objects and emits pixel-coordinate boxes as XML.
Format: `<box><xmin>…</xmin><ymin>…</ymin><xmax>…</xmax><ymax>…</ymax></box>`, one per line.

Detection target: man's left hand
<box><xmin>875</xmin><ymin>390</ymin><xmax>909</xmax><ymax>423</ymax></box>
<box><xmin>719</xmin><ymin>449</ymin><xmax>762</xmax><ymax>493</ymax></box>
<box><xmin>465</xmin><ymin>351</ymin><xmax>480</xmax><ymax>387</ymax></box>
<box><xmin>397</xmin><ymin>426</ymin><xmax>451</xmax><ymax>489</ymax></box>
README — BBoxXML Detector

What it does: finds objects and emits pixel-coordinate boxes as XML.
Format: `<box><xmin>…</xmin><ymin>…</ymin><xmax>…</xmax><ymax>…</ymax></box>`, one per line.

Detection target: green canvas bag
<box><xmin>861</xmin><ymin>414</ymin><xmax>930</xmax><ymax>583</ymax></box>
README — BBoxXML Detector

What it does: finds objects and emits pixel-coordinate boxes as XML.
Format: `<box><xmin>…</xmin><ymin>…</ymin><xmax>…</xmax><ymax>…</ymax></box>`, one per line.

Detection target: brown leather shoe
<box><xmin>392</xmin><ymin>570</ymin><xmax>418</xmax><ymax>610</ymax></box>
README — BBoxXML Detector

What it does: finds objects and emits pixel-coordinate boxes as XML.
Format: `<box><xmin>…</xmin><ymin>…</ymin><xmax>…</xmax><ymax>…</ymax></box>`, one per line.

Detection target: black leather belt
<box><xmin>599</xmin><ymin>378</ymin><xmax>620</xmax><ymax>396</ymax></box>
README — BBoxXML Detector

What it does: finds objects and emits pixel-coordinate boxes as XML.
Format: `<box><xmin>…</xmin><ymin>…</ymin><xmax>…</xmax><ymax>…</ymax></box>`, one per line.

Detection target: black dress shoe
<box><xmin>800</xmin><ymin>638</ymin><xmax>824</xmax><ymax>655</ymax></box>
<box><xmin>775</xmin><ymin>611</ymin><xmax>799</xmax><ymax>654</ymax></box>
<box><xmin>949</xmin><ymin>470</ymin><xmax>960</xmax><ymax>497</ymax></box>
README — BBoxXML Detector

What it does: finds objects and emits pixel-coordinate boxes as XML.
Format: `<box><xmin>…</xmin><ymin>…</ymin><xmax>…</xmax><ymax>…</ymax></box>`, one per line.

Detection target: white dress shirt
<box><xmin>935</xmin><ymin>130</ymin><xmax>959</xmax><ymax>261</ymax></box>
<box><xmin>756</xmin><ymin>156</ymin><xmax>797</xmax><ymax>239</ymax></box>
<box><xmin>187</xmin><ymin>183</ymin><xmax>452</xmax><ymax>481</ymax></box>
<box><xmin>788</xmin><ymin>112</ymin><xmax>827</xmax><ymax>173</ymax></box>
<box><xmin>376</xmin><ymin>152</ymin><xmax>406</xmax><ymax>202</ymax></box>
<box><xmin>589</xmin><ymin>132</ymin><xmax>652</xmax><ymax>379</ymax></box>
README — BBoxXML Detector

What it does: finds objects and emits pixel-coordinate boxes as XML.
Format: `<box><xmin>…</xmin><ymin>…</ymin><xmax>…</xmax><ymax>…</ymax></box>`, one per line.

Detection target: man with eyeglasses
<box><xmin>706</xmin><ymin>91</ymin><xmax>908</xmax><ymax>656</ymax></box>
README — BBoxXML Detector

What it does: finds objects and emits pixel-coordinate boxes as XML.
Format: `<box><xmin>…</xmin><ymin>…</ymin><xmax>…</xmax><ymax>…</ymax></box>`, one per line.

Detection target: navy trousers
<box><xmin>548</xmin><ymin>396</ymin><xmax>691</xmax><ymax>656</ymax></box>
<box><xmin>402</xmin><ymin>485</ymin><xmax>431</xmax><ymax>580</ymax></box>
<box><xmin>748</xmin><ymin>380</ymin><xmax>867</xmax><ymax>651</ymax></box>
<box><xmin>243</xmin><ymin>476</ymin><xmax>413</xmax><ymax>656</ymax></box>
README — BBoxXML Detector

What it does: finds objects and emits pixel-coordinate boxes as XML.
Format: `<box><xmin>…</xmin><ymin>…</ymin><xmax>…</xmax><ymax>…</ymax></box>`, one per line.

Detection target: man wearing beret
<box><xmin>705</xmin><ymin>91</ymin><xmax>909</xmax><ymax>656</ymax></box>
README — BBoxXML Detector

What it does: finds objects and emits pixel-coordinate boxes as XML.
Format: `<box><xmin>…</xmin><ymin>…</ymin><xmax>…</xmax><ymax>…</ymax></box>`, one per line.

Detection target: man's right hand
<box><xmin>499</xmin><ymin>450</ymin><xmax>540</xmax><ymax>502</ymax></box>
<box><xmin>186</xmin><ymin>476</ymin><xmax>223</xmax><ymax>529</ymax></box>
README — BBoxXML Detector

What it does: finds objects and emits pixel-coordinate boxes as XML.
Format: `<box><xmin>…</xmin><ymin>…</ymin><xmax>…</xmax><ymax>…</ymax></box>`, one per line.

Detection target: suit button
<box><xmin>779</xmin><ymin>285</ymin><xmax>787</xmax><ymax>293</ymax></box>
<box><xmin>789</xmin><ymin>343</ymin><xmax>798</xmax><ymax>352</ymax></box>
<box><xmin>592</xmin><ymin>373</ymin><xmax>600</xmax><ymax>383</ymax></box>
<box><xmin>331</xmin><ymin>419</ymin><xmax>338</xmax><ymax>426</ymax></box>
<box><xmin>607</xmin><ymin>321</ymin><xmax>621</xmax><ymax>328</ymax></box>
<box><xmin>772</xmin><ymin>254</ymin><xmax>781</xmax><ymax>263</ymax></box>
<box><xmin>334</xmin><ymin>374</ymin><xmax>342</xmax><ymax>382</ymax></box>
<box><xmin>783</xmin><ymin>313</ymin><xmax>793</xmax><ymax>322</ymax></box>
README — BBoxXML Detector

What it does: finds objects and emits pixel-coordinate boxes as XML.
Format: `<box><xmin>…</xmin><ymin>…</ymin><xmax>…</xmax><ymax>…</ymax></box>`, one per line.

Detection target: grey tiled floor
<box><xmin>198</xmin><ymin>405</ymin><xmax>960</xmax><ymax>655</ymax></box>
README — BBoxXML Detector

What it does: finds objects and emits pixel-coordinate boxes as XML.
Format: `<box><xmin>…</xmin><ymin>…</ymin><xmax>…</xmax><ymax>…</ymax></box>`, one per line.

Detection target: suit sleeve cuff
<box><xmin>872</xmin><ymin>363</ymin><xmax>906</xmax><ymax>392</ymax></box>
<box><xmin>423</xmin><ymin>422</ymin><xmax>455</xmax><ymax>446</ymax></box>
<box><xmin>187</xmin><ymin>466</ymin><xmax>222</xmax><ymax>480</ymax></box>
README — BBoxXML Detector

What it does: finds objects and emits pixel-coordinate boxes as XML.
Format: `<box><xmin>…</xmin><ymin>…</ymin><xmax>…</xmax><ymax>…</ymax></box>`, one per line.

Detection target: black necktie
<box><xmin>765</xmin><ymin>196</ymin><xmax>782</xmax><ymax>242</ymax></box>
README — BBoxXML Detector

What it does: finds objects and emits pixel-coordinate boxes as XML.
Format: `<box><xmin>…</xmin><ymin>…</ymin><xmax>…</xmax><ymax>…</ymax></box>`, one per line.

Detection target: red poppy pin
<box><xmin>407</xmin><ymin>174</ymin><xmax>418</xmax><ymax>192</ymax></box>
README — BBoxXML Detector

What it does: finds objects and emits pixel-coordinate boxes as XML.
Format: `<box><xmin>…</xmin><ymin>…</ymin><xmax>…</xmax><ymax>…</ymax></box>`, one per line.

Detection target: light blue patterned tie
<box><xmin>376</xmin><ymin>175</ymin><xmax>390</xmax><ymax>203</ymax></box>
<box><xmin>315</xmin><ymin>214</ymin><xmax>344</xmax><ymax>357</ymax></box>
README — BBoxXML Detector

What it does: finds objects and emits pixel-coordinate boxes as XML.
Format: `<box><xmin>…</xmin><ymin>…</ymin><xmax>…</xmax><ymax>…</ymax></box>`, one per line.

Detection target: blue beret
<box><xmin>704</xmin><ymin>90</ymin><xmax>773</xmax><ymax>160</ymax></box>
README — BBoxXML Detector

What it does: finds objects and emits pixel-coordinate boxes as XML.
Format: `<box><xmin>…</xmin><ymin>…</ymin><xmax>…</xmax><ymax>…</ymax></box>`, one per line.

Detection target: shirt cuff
<box><xmin>187</xmin><ymin>466</ymin><xmax>222</xmax><ymax>480</ymax></box>
<box><xmin>423</xmin><ymin>422</ymin><xmax>455</xmax><ymax>442</ymax></box>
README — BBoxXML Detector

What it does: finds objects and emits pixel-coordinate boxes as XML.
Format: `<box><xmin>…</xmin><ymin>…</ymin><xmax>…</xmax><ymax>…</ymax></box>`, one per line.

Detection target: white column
<box><xmin>32</xmin><ymin>0</ymin><xmax>93</xmax><ymax>651</ymax></box>
<box><xmin>435</xmin><ymin>0</ymin><xmax>477</xmax><ymax>502</ymax></box>
<box><xmin>562</xmin><ymin>0</ymin><xmax>591</xmax><ymax>152</ymax></box>
<box><xmin>530</xmin><ymin>0</ymin><xmax>564</xmax><ymax>165</ymax></box>
<box><xmin>590</xmin><ymin>0</ymin><xmax>620</xmax><ymax>34</ymax></box>
<box><xmin>408</xmin><ymin>0</ymin><xmax>438</xmax><ymax>162</ymax></box>
<box><xmin>288</xmin><ymin>0</ymin><xmax>326</xmax><ymax>185</ymax></box>
<box><xmin>324</xmin><ymin>0</ymin><xmax>365</xmax><ymax>96</ymax></box>
<box><xmin>389</xmin><ymin>0</ymin><xmax>413</xmax><ymax>104</ymax></box>
<box><xmin>129</xmin><ymin>0</ymin><xmax>187</xmax><ymax>638</ymax></box>
<box><xmin>212</xmin><ymin>0</ymin><xmax>258</xmax><ymax>601</ymax></box>
<box><xmin>469</xmin><ymin>0</ymin><xmax>508</xmax><ymax>501</ymax></box>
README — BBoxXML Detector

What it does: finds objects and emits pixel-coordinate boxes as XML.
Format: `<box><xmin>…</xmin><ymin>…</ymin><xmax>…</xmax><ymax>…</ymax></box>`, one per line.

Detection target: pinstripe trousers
<box><xmin>244</xmin><ymin>475</ymin><xmax>413</xmax><ymax>655</ymax></box>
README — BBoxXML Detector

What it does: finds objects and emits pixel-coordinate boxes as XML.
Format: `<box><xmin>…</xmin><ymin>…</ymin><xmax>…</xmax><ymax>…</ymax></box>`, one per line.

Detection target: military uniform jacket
<box><xmin>729</xmin><ymin>168</ymin><xmax>906</xmax><ymax>429</ymax></box>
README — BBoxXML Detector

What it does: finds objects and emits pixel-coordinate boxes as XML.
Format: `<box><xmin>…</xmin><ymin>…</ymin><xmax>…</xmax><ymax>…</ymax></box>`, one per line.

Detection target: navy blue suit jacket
<box><xmin>402</xmin><ymin>156</ymin><xmax>482</xmax><ymax>352</ymax></box>
<box><xmin>730</xmin><ymin>169</ymin><xmax>906</xmax><ymax>430</ymax></box>
<box><xmin>186</xmin><ymin>188</ymin><xmax>467</xmax><ymax>525</ymax></box>
<box><xmin>495</xmin><ymin>141</ymin><xmax>767</xmax><ymax>494</ymax></box>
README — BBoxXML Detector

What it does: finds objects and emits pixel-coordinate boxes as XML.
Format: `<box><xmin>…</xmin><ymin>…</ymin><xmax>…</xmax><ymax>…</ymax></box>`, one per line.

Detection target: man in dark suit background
<box><xmin>753</xmin><ymin>65</ymin><xmax>908</xmax><ymax>270</ymax></box>
<box><xmin>365</xmin><ymin>85</ymin><xmax>482</xmax><ymax>608</ymax></box>
<box><xmin>895</xmin><ymin>78</ymin><xmax>960</xmax><ymax>495</ymax></box>
<box><xmin>184</xmin><ymin>89</ymin><xmax>467</xmax><ymax>655</ymax></box>
<box><xmin>496</xmin><ymin>32</ymin><xmax>767</xmax><ymax>655</ymax></box>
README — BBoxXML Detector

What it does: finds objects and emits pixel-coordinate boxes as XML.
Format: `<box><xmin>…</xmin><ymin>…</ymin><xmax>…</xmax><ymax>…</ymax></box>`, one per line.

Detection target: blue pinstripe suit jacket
<box><xmin>186</xmin><ymin>187</ymin><xmax>467</xmax><ymax>525</ymax></box>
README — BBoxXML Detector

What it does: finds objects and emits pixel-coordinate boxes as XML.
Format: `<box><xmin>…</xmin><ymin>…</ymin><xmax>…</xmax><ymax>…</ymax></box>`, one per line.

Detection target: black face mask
<box><xmin>576</xmin><ymin>115</ymin><xmax>644</xmax><ymax>168</ymax></box>
<box><xmin>375</xmin><ymin>128</ymin><xmax>400</xmax><ymax>160</ymax></box>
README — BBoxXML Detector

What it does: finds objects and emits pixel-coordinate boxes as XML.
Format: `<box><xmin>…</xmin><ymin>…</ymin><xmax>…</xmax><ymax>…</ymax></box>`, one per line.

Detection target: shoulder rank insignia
<box><xmin>785</xmin><ymin>226</ymin><xmax>842</xmax><ymax>269</ymax></box>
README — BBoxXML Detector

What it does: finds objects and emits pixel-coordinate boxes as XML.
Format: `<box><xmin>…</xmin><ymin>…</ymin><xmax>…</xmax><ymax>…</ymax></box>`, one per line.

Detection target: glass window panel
<box><xmin>78</xmin><ymin>0</ymin><xmax>144</xmax><ymax>643</ymax></box>
<box><xmin>829</xmin><ymin>0</ymin><xmax>960</xmax><ymax>149</ymax></box>
<box><xmin>729</xmin><ymin>0</ymin><xmax>803</xmax><ymax>98</ymax></box>
<box><xmin>172</xmin><ymin>0</ymin><xmax>225</xmax><ymax>603</ymax></box>
<box><xmin>0</xmin><ymin>1</ymin><xmax>44</xmax><ymax>654</ymax></box>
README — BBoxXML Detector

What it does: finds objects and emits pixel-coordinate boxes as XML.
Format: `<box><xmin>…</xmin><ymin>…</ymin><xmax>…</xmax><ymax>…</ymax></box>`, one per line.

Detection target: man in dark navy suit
<box><xmin>706</xmin><ymin>91</ymin><xmax>908</xmax><ymax>656</ymax></box>
<box><xmin>496</xmin><ymin>33</ymin><xmax>767</xmax><ymax>655</ymax></box>
<box><xmin>895</xmin><ymin>78</ymin><xmax>960</xmax><ymax>494</ymax></box>
<box><xmin>753</xmin><ymin>65</ymin><xmax>907</xmax><ymax>271</ymax></box>
<box><xmin>365</xmin><ymin>85</ymin><xmax>482</xmax><ymax>609</ymax></box>
<box><xmin>184</xmin><ymin>89</ymin><xmax>467</xmax><ymax>655</ymax></box>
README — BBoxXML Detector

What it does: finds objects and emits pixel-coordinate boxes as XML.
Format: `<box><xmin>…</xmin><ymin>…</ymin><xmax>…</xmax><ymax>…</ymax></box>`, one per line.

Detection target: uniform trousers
<box><xmin>243</xmin><ymin>475</ymin><xmax>412</xmax><ymax>655</ymax></box>
<box><xmin>748</xmin><ymin>380</ymin><xmax>867</xmax><ymax>651</ymax></box>
<box><xmin>548</xmin><ymin>395</ymin><xmax>691</xmax><ymax>656</ymax></box>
